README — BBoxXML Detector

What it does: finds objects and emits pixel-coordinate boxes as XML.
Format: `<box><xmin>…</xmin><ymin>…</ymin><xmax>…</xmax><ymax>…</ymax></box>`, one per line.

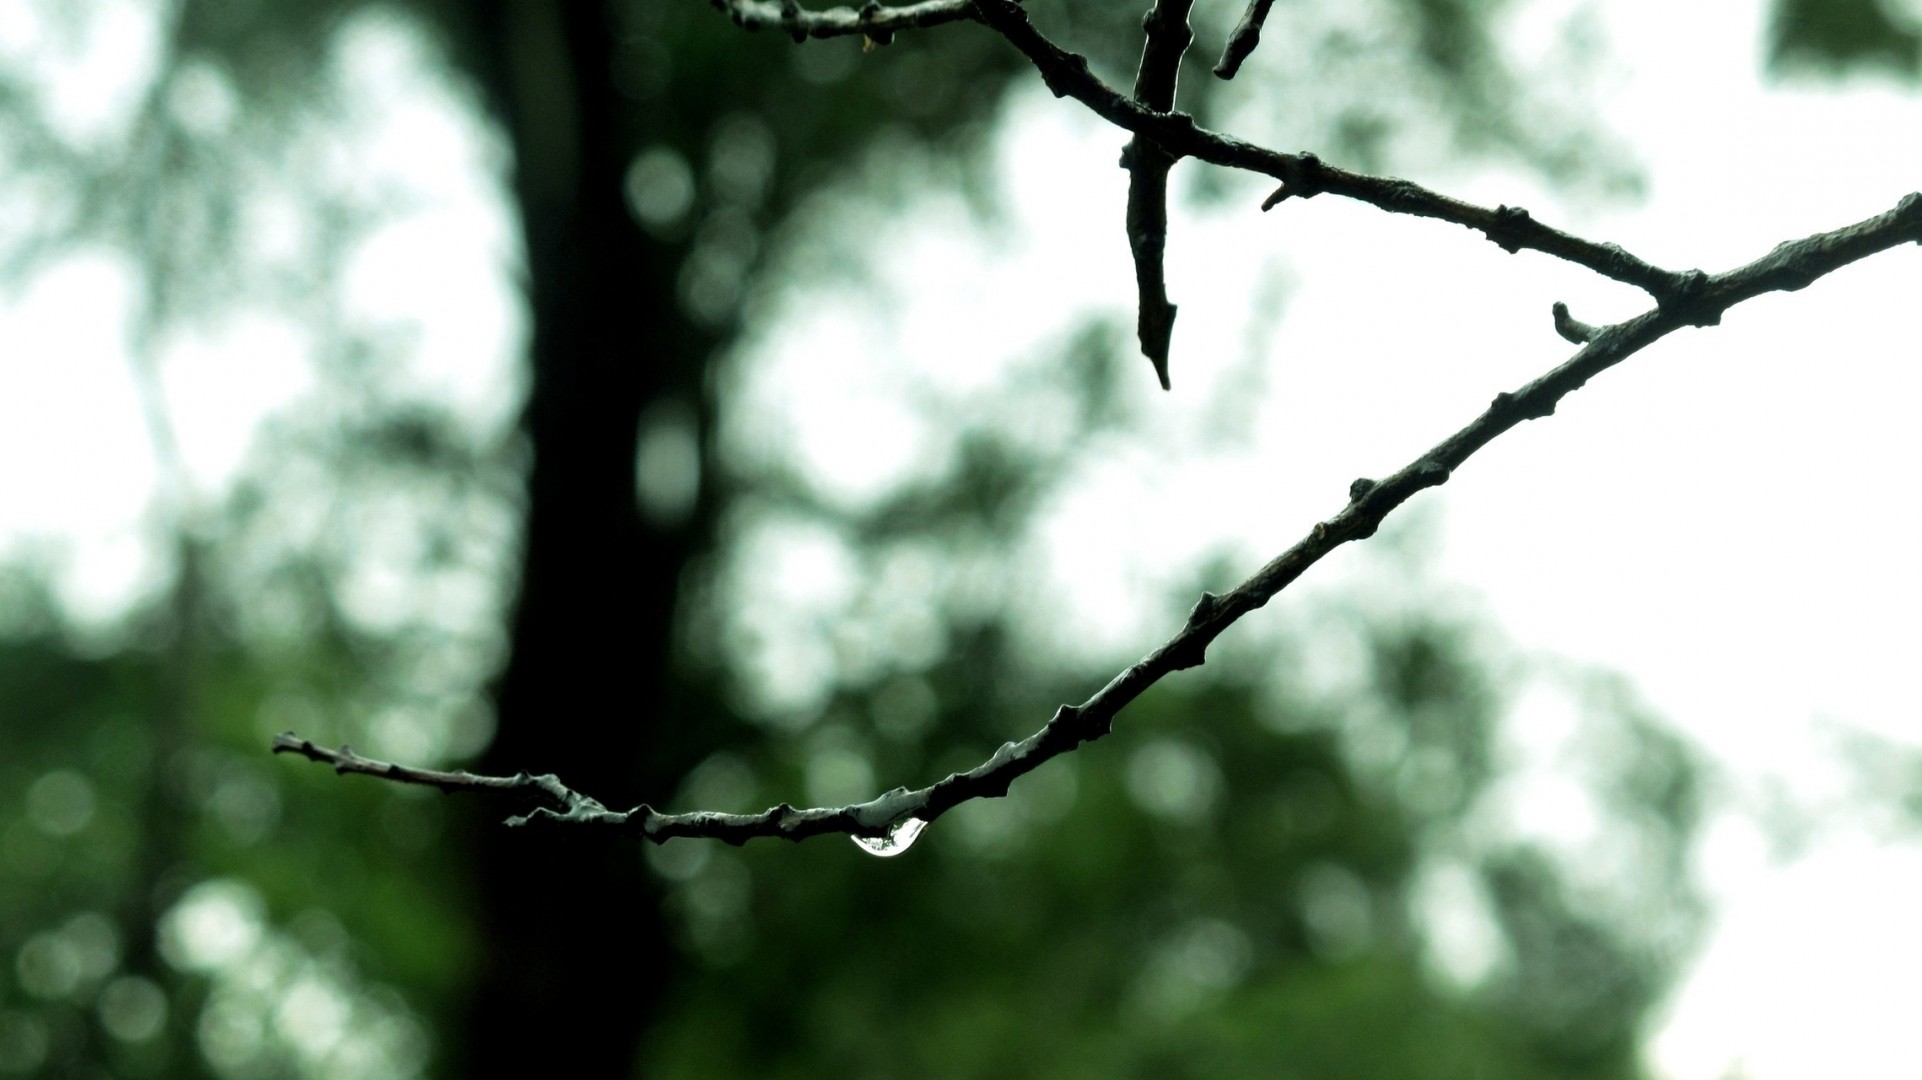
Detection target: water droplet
<box><xmin>850</xmin><ymin>816</ymin><xmax>928</xmax><ymax>857</ymax></box>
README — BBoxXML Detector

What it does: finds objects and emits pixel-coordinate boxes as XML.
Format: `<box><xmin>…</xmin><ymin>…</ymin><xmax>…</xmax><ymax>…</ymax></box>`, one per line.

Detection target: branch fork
<box><xmin>277</xmin><ymin>0</ymin><xmax>1922</xmax><ymax>850</ymax></box>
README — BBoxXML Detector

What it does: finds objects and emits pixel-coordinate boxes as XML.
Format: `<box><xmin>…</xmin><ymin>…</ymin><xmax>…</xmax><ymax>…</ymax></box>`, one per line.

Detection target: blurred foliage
<box><xmin>652</xmin><ymin>294</ymin><xmax>1706</xmax><ymax>1075</ymax></box>
<box><xmin>1767</xmin><ymin>0</ymin><xmax>1922</xmax><ymax>78</ymax></box>
<box><xmin>643</xmin><ymin>642</ymin><xmax>1703</xmax><ymax>1079</ymax></box>
<box><xmin>0</xmin><ymin>563</ymin><xmax>479</xmax><ymax>1074</ymax></box>
<box><xmin>0</xmin><ymin>0</ymin><xmax>1827</xmax><ymax>1074</ymax></box>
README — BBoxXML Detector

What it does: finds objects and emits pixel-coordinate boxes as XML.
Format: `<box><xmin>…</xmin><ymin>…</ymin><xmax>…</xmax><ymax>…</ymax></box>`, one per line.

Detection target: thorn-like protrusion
<box><xmin>1262</xmin><ymin>153</ymin><xmax>1324</xmax><ymax>209</ymax></box>
<box><xmin>1489</xmin><ymin>204</ymin><xmax>1532</xmax><ymax>253</ymax></box>
<box><xmin>1185</xmin><ymin>590</ymin><xmax>1226</xmax><ymax>630</ymax></box>
<box><xmin>1551</xmin><ymin>301</ymin><xmax>1597</xmax><ymax>344</ymax></box>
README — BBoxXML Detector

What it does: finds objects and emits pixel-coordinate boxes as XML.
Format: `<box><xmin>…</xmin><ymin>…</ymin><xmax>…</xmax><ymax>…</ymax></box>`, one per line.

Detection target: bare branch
<box><xmin>966</xmin><ymin>0</ymin><xmax>1693</xmax><ymax>301</ymax></box>
<box><xmin>275</xmin><ymin>192</ymin><xmax>1922</xmax><ymax>845</ymax></box>
<box><xmin>1213</xmin><ymin>0</ymin><xmax>1277</xmax><ymax>80</ymax></box>
<box><xmin>709</xmin><ymin>0</ymin><xmax>972</xmax><ymax>43</ymax></box>
<box><xmin>1122</xmin><ymin>0</ymin><xmax>1196</xmax><ymax>389</ymax></box>
<box><xmin>272</xmin><ymin>733</ymin><xmax>596</xmax><ymax>811</ymax></box>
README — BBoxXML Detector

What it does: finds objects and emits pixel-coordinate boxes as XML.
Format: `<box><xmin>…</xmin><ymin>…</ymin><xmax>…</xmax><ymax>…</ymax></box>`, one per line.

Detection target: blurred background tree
<box><xmin>0</xmin><ymin>0</ymin><xmax>1911</xmax><ymax>1076</ymax></box>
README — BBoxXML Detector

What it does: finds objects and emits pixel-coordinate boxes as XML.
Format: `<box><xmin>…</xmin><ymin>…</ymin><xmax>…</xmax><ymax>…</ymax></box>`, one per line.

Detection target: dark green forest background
<box><xmin>0</xmin><ymin>0</ymin><xmax>1915</xmax><ymax>1076</ymax></box>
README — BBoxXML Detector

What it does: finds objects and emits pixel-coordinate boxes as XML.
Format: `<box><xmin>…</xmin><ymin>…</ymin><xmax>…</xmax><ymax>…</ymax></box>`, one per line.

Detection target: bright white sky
<box><xmin>2</xmin><ymin>1</ymin><xmax>1920</xmax><ymax>1077</ymax></box>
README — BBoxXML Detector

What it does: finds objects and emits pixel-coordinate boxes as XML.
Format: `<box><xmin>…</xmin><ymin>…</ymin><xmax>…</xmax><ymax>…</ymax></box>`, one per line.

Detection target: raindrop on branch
<box><xmin>850</xmin><ymin>817</ymin><xmax>928</xmax><ymax>857</ymax></box>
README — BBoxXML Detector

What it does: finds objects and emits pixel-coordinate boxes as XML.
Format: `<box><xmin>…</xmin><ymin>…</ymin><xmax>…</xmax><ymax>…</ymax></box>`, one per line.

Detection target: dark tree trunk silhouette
<box><xmin>454</xmin><ymin>3</ymin><xmax>719</xmax><ymax>1072</ymax></box>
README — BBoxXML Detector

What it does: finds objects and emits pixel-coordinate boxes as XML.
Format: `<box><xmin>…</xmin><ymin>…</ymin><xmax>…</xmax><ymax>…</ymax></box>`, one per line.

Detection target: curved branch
<box><xmin>275</xmin><ymin>192</ymin><xmax>1922</xmax><ymax>845</ymax></box>
<box><xmin>710</xmin><ymin>0</ymin><xmax>973</xmax><ymax>43</ymax></box>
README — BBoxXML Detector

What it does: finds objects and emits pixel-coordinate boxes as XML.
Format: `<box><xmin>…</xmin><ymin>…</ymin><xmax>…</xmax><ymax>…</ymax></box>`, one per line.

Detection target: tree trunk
<box><xmin>455</xmin><ymin>3</ymin><xmax>716</xmax><ymax>1073</ymax></box>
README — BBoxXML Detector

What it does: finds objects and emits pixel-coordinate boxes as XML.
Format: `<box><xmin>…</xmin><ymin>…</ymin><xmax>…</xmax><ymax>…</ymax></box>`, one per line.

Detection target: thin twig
<box><xmin>272</xmin><ymin>734</ymin><xmax>593</xmax><ymax>810</ymax></box>
<box><xmin>966</xmin><ymin>0</ymin><xmax>1694</xmax><ymax>302</ymax></box>
<box><xmin>1213</xmin><ymin>0</ymin><xmax>1277</xmax><ymax>79</ymax></box>
<box><xmin>709</xmin><ymin>0</ymin><xmax>972</xmax><ymax>43</ymax></box>
<box><xmin>1122</xmin><ymin>0</ymin><xmax>1196</xmax><ymax>389</ymax></box>
<box><xmin>276</xmin><ymin>192</ymin><xmax>1922</xmax><ymax>845</ymax></box>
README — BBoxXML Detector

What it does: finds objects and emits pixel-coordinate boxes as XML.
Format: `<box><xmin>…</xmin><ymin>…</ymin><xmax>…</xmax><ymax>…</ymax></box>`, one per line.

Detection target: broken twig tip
<box><xmin>1213</xmin><ymin>0</ymin><xmax>1276</xmax><ymax>80</ymax></box>
<box><xmin>1551</xmin><ymin>300</ymin><xmax>1597</xmax><ymax>344</ymax></box>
